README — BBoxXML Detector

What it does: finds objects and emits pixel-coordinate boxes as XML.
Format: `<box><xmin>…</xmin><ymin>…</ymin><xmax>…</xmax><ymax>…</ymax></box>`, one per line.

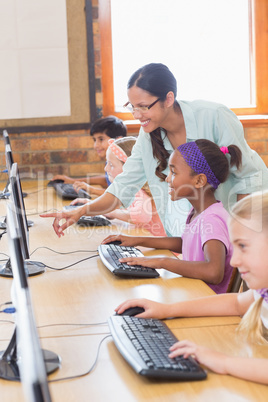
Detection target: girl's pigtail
<box><xmin>228</xmin><ymin>145</ymin><xmax>242</xmax><ymax>170</ymax></box>
<box><xmin>238</xmin><ymin>297</ymin><xmax>268</xmax><ymax>344</ymax></box>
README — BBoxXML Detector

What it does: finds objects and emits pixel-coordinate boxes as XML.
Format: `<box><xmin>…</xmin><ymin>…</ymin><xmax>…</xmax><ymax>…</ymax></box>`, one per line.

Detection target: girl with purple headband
<box><xmin>115</xmin><ymin>191</ymin><xmax>268</xmax><ymax>385</ymax></box>
<box><xmin>103</xmin><ymin>139</ymin><xmax>242</xmax><ymax>294</ymax></box>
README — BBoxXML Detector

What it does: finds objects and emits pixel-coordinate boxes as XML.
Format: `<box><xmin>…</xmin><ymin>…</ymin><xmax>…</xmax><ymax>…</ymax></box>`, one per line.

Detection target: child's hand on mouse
<box><xmin>101</xmin><ymin>234</ymin><xmax>140</xmax><ymax>247</ymax></box>
<box><xmin>52</xmin><ymin>174</ymin><xmax>74</xmax><ymax>183</ymax></box>
<box><xmin>115</xmin><ymin>298</ymin><xmax>170</xmax><ymax>319</ymax></box>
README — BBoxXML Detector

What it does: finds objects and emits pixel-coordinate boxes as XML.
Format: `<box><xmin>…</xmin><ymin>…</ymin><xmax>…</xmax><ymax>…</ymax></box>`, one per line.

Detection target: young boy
<box><xmin>52</xmin><ymin>116</ymin><xmax>127</xmax><ymax>196</ymax></box>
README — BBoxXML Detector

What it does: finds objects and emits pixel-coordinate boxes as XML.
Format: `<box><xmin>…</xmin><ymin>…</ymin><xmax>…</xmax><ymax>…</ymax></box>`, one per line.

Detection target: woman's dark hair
<box><xmin>90</xmin><ymin>115</ymin><xmax>127</xmax><ymax>139</ymax></box>
<box><xmin>128</xmin><ymin>63</ymin><xmax>178</xmax><ymax>181</ymax></box>
<box><xmin>195</xmin><ymin>139</ymin><xmax>242</xmax><ymax>187</ymax></box>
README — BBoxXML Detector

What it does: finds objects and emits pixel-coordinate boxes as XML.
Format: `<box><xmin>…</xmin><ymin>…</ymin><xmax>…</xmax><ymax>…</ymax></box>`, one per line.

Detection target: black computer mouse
<box><xmin>116</xmin><ymin>307</ymin><xmax>145</xmax><ymax>317</ymax></box>
<box><xmin>47</xmin><ymin>179</ymin><xmax>64</xmax><ymax>187</ymax></box>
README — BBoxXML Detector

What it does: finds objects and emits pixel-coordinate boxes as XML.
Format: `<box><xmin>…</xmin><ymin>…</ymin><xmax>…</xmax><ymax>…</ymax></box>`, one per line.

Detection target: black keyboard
<box><xmin>54</xmin><ymin>183</ymin><xmax>79</xmax><ymax>199</ymax></box>
<box><xmin>77</xmin><ymin>215</ymin><xmax>111</xmax><ymax>227</ymax></box>
<box><xmin>98</xmin><ymin>243</ymin><xmax>159</xmax><ymax>278</ymax></box>
<box><xmin>48</xmin><ymin>181</ymin><xmax>91</xmax><ymax>200</ymax></box>
<box><xmin>108</xmin><ymin>315</ymin><xmax>207</xmax><ymax>381</ymax></box>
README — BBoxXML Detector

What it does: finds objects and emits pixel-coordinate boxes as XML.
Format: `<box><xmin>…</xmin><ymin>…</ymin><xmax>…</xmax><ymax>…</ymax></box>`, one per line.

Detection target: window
<box><xmin>99</xmin><ymin>0</ymin><xmax>268</xmax><ymax>123</ymax></box>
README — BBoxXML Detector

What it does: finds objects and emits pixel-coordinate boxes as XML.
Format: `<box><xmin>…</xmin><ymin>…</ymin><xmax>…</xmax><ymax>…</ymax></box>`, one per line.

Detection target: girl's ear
<box><xmin>165</xmin><ymin>91</ymin><xmax>175</xmax><ymax>107</ymax></box>
<box><xmin>195</xmin><ymin>173</ymin><xmax>207</xmax><ymax>188</ymax></box>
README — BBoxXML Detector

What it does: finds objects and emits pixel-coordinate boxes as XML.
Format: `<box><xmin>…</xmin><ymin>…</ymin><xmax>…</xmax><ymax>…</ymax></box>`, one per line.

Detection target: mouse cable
<box><xmin>0</xmin><ymin>319</ymin><xmax>14</xmax><ymax>326</ymax></box>
<box><xmin>23</xmin><ymin>187</ymin><xmax>47</xmax><ymax>195</ymax></box>
<box><xmin>45</xmin><ymin>254</ymin><xmax>99</xmax><ymax>270</ymax></box>
<box><xmin>0</xmin><ymin>301</ymin><xmax>12</xmax><ymax>310</ymax></box>
<box><xmin>0</xmin><ymin>251</ymin><xmax>9</xmax><ymax>258</ymax></box>
<box><xmin>0</xmin><ymin>230</ymin><xmax>7</xmax><ymax>240</ymax></box>
<box><xmin>30</xmin><ymin>246</ymin><xmax>97</xmax><ymax>256</ymax></box>
<box><xmin>37</xmin><ymin>321</ymin><xmax>108</xmax><ymax>329</ymax></box>
<box><xmin>27</xmin><ymin>208</ymin><xmax>60</xmax><ymax>216</ymax></box>
<box><xmin>49</xmin><ymin>334</ymin><xmax>112</xmax><ymax>383</ymax></box>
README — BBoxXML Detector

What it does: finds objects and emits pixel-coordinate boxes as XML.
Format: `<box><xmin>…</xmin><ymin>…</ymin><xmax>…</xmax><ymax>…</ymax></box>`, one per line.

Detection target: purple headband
<box><xmin>177</xmin><ymin>142</ymin><xmax>220</xmax><ymax>189</ymax></box>
<box><xmin>256</xmin><ymin>288</ymin><xmax>268</xmax><ymax>303</ymax></box>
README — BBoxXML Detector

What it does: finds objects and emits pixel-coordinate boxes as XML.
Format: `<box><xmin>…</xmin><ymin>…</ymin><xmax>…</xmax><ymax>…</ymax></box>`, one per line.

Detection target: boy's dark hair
<box><xmin>90</xmin><ymin>116</ymin><xmax>127</xmax><ymax>139</ymax></box>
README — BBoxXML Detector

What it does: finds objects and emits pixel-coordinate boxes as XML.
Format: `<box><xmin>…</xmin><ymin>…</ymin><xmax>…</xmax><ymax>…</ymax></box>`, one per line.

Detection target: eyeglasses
<box><xmin>123</xmin><ymin>98</ymin><xmax>161</xmax><ymax>114</ymax></box>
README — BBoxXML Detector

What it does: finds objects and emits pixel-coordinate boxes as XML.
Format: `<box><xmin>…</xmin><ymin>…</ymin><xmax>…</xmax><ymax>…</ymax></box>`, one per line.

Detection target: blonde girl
<box><xmin>115</xmin><ymin>191</ymin><xmax>268</xmax><ymax>384</ymax></box>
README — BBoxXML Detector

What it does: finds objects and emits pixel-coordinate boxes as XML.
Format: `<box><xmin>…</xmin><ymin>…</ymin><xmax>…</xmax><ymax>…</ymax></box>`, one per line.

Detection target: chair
<box><xmin>227</xmin><ymin>267</ymin><xmax>243</xmax><ymax>293</ymax></box>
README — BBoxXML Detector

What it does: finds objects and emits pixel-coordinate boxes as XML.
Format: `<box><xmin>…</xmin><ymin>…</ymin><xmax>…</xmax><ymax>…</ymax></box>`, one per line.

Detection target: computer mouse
<box><xmin>47</xmin><ymin>179</ymin><xmax>64</xmax><ymax>187</ymax></box>
<box><xmin>116</xmin><ymin>306</ymin><xmax>145</xmax><ymax>317</ymax></box>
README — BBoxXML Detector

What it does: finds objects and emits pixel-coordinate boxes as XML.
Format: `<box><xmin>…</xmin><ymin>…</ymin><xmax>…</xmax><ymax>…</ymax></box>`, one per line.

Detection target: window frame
<box><xmin>99</xmin><ymin>0</ymin><xmax>268</xmax><ymax>128</ymax></box>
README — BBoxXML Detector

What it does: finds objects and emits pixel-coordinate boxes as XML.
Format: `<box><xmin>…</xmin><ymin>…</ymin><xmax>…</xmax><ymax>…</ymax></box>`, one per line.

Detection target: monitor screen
<box><xmin>3</xmin><ymin>129</ymin><xmax>11</xmax><ymax>145</ymax></box>
<box><xmin>9</xmin><ymin>163</ymin><xmax>30</xmax><ymax>260</ymax></box>
<box><xmin>5</xmin><ymin>143</ymin><xmax>14</xmax><ymax>175</ymax></box>
<box><xmin>6</xmin><ymin>203</ymin><xmax>52</xmax><ymax>402</ymax></box>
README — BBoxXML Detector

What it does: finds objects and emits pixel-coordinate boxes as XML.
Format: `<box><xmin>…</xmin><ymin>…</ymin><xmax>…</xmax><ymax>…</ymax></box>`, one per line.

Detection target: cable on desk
<box><xmin>0</xmin><ymin>319</ymin><xmax>14</xmax><ymax>325</ymax></box>
<box><xmin>0</xmin><ymin>301</ymin><xmax>12</xmax><ymax>310</ymax></box>
<box><xmin>38</xmin><ymin>321</ymin><xmax>108</xmax><ymax>329</ymax></box>
<box><xmin>22</xmin><ymin>187</ymin><xmax>47</xmax><ymax>195</ymax></box>
<box><xmin>27</xmin><ymin>208</ymin><xmax>60</xmax><ymax>216</ymax></box>
<box><xmin>0</xmin><ymin>252</ymin><xmax>9</xmax><ymax>259</ymax></box>
<box><xmin>49</xmin><ymin>334</ymin><xmax>112</xmax><ymax>383</ymax></box>
<box><xmin>45</xmin><ymin>254</ymin><xmax>99</xmax><ymax>270</ymax></box>
<box><xmin>0</xmin><ymin>230</ymin><xmax>7</xmax><ymax>239</ymax></box>
<box><xmin>30</xmin><ymin>246</ymin><xmax>98</xmax><ymax>256</ymax></box>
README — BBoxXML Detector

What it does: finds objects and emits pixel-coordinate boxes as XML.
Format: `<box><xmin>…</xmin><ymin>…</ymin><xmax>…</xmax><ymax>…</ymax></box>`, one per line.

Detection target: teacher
<box><xmin>42</xmin><ymin>63</ymin><xmax>268</xmax><ymax>237</ymax></box>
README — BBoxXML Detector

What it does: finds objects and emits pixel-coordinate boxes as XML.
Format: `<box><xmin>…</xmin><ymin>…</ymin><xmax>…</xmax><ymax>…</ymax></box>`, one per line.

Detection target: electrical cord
<box><xmin>30</xmin><ymin>246</ymin><xmax>98</xmax><ymax>256</ymax></box>
<box><xmin>0</xmin><ymin>230</ymin><xmax>6</xmax><ymax>239</ymax></box>
<box><xmin>38</xmin><ymin>321</ymin><xmax>108</xmax><ymax>329</ymax></box>
<box><xmin>27</xmin><ymin>208</ymin><xmax>60</xmax><ymax>216</ymax></box>
<box><xmin>44</xmin><ymin>254</ymin><xmax>99</xmax><ymax>270</ymax></box>
<box><xmin>49</xmin><ymin>334</ymin><xmax>112</xmax><ymax>383</ymax></box>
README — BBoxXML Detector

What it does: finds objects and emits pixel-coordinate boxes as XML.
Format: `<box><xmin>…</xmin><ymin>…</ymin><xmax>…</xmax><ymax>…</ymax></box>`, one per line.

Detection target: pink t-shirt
<box><xmin>127</xmin><ymin>189</ymin><xmax>166</xmax><ymax>236</ymax></box>
<box><xmin>182</xmin><ymin>202</ymin><xmax>233</xmax><ymax>294</ymax></box>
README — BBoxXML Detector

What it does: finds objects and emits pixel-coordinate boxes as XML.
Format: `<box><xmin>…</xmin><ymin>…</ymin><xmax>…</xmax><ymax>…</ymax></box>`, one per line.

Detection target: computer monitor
<box><xmin>0</xmin><ymin>202</ymin><xmax>60</xmax><ymax>400</ymax></box>
<box><xmin>0</xmin><ymin>163</ymin><xmax>45</xmax><ymax>277</ymax></box>
<box><xmin>0</xmin><ymin>130</ymin><xmax>30</xmax><ymax>223</ymax></box>
<box><xmin>3</xmin><ymin>129</ymin><xmax>11</xmax><ymax>145</ymax></box>
<box><xmin>0</xmin><ymin>132</ymin><xmax>14</xmax><ymax>196</ymax></box>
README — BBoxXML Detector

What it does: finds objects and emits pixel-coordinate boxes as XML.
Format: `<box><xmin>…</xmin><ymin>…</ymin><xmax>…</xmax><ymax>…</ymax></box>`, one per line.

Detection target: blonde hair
<box><xmin>111</xmin><ymin>136</ymin><xmax>152</xmax><ymax>198</ymax></box>
<box><xmin>230</xmin><ymin>190</ymin><xmax>268</xmax><ymax>343</ymax></box>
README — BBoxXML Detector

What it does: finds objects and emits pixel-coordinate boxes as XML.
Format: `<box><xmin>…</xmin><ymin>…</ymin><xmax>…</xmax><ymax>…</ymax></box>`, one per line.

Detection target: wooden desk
<box><xmin>0</xmin><ymin>182</ymin><xmax>266</xmax><ymax>402</ymax></box>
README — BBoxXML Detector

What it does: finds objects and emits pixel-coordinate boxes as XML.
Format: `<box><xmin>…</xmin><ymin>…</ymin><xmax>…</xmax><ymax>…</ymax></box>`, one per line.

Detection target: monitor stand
<box><xmin>0</xmin><ymin>329</ymin><xmax>61</xmax><ymax>381</ymax></box>
<box><xmin>0</xmin><ymin>259</ymin><xmax>45</xmax><ymax>278</ymax></box>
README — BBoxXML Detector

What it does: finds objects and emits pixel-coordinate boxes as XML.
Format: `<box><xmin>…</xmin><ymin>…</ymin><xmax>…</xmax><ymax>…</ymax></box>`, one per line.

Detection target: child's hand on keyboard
<box><xmin>102</xmin><ymin>234</ymin><xmax>140</xmax><ymax>247</ymax></box>
<box><xmin>119</xmin><ymin>256</ymin><xmax>162</xmax><ymax>269</ymax></box>
<box><xmin>169</xmin><ymin>339</ymin><xmax>229</xmax><ymax>375</ymax></box>
<box><xmin>70</xmin><ymin>198</ymin><xmax>90</xmax><ymax>206</ymax></box>
<box><xmin>115</xmin><ymin>298</ymin><xmax>170</xmax><ymax>319</ymax></box>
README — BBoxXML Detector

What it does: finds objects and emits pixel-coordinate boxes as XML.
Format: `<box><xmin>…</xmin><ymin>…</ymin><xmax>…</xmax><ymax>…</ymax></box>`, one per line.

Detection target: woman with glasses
<box><xmin>41</xmin><ymin>63</ymin><xmax>268</xmax><ymax>238</ymax></box>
